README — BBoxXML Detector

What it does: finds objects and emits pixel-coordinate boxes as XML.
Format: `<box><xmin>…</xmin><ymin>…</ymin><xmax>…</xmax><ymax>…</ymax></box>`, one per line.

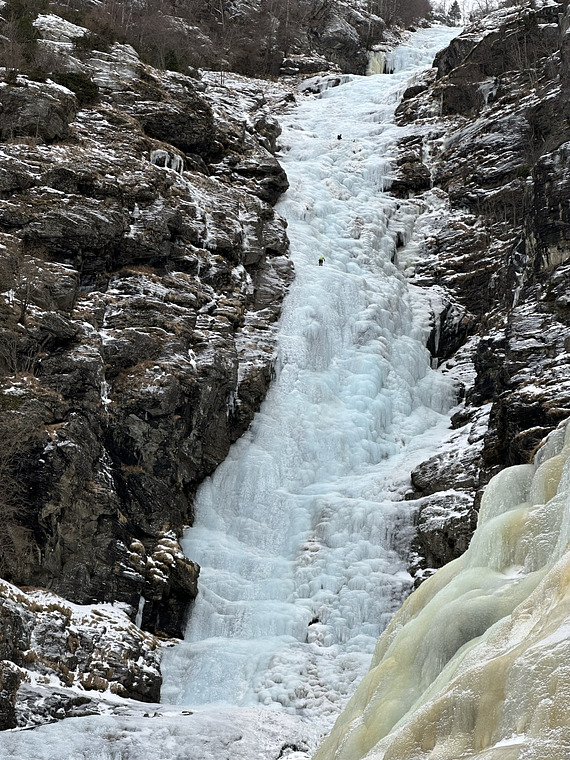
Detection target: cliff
<box><xmin>2</xmin><ymin>0</ymin><xmax>570</xmax><ymax>745</ymax></box>
<box><xmin>0</xmin><ymin>13</ymin><xmax>293</xmax><ymax>725</ymax></box>
<box><xmin>390</xmin><ymin>0</ymin><xmax>570</xmax><ymax>586</ymax></box>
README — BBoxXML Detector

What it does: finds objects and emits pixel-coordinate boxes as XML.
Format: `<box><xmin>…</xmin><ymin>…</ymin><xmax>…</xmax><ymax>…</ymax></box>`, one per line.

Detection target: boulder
<box><xmin>0</xmin><ymin>81</ymin><xmax>78</xmax><ymax>143</ymax></box>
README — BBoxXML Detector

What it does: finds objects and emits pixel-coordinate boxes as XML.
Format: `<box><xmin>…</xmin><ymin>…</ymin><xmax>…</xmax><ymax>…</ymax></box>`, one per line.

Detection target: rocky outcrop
<box><xmin>392</xmin><ymin>0</ymin><xmax>570</xmax><ymax>580</ymax></box>
<box><xmin>0</xmin><ymin>580</ymin><xmax>162</xmax><ymax>728</ymax></box>
<box><xmin>0</xmin><ymin>15</ymin><xmax>293</xmax><ymax>724</ymax></box>
<box><xmin>309</xmin><ymin>11</ymin><xmax>372</xmax><ymax>74</ymax></box>
<box><xmin>0</xmin><ymin>80</ymin><xmax>78</xmax><ymax>142</ymax></box>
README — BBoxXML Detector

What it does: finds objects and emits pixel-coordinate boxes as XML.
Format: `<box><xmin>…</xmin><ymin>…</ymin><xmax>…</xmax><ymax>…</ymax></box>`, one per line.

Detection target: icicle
<box><xmin>135</xmin><ymin>595</ymin><xmax>146</xmax><ymax>628</ymax></box>
<box><xmin>149</xmin><ymin>148</ymin><xmax>184</xmax><ymax>174</ymax></box>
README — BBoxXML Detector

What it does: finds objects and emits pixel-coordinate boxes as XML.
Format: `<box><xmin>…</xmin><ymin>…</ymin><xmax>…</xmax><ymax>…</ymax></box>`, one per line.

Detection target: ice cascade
<box><xmin>314</xmin><ymin>419</ymin><xmax>570</xmax><ymax>760</ymax></box>
<box><xmin>161</xmin><ymin>25</ymin><xmax>460</xmax><ymax>727</ymax></box>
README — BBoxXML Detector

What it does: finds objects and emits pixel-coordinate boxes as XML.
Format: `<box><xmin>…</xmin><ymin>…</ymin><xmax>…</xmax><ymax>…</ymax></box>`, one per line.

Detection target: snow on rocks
<box><xmin>0</xmin><ymin>12</ymin><xmax>294</xmax><ymax>728</ymax></box>
<box><xmin>33</xmin><ymin>14</ymin><xmax>89</xmax><ymax>43</ymax></box>
<box><xmin>388</xmin><ymin>0</ymin><xmax>570</xmax><ymax>582</ymax></box>
<box><xmin>0</xmin><ymin>579</ymin><xmax>162</xmax><ymax>728</ymax></box>
<box><xmin>0</xmin><ymin>77</ymin><xmax>78</xmax><ymax>142</ymax></box>
<box><xmin>0</xmin><ymin>703</ymin><xmax>320</xmax><ymax>760</ymax></box>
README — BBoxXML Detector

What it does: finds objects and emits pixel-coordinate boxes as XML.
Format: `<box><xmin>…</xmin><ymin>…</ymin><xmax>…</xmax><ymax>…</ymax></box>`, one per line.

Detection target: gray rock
<box><xmin>0</xmin><ymin>80</ymin><xmax>78</xmax><ymax>143</ymax></box>
<box><xmin>393</xmin><ymin>1</ymin><xmax>570</xmax><ymax>582</ymax></box>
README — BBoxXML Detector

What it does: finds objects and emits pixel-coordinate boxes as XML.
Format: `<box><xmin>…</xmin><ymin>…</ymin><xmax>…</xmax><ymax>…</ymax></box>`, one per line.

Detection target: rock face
<box><xmin>309</xmin><ymin>10</ymin><xmax>376</xmax><ymax>74</ymax></box>
<box><xmin>0</xmin><ymin>80</ymin><xmax>78</xmax><ymax>142</ymax></box>
<box><xmin>0</xmin><ymin>15</ymin><xmax>293</xmax><ymax>724</ymax></box>
<box><xmin>0</xmin><ymin>579</ymin><xmax>162</xmax><ymax>728</ymax></box>
<box><xmin>390</xmin><ymin>0</ymin><xmax>570</xmax><ymax>581</ymax></box>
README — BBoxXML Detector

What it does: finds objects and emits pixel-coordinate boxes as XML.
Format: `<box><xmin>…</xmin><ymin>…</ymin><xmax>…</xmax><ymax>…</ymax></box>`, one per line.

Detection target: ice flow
<box><xmin>161</xmin><ymin>26</ymin><xmax>460</xmax><ymax>724</ymax></box>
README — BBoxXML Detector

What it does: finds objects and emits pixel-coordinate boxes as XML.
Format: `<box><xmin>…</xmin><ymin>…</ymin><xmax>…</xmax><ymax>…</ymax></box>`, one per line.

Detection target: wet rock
<box><xmin>427</xmin><ymin>297</ymin><xmax>477</xmax><ymax>365</ymax></box>
<box><xmin>391</xmin><ymin>136</ymin><xmax>432</xmax><ymax>197</ymax></box>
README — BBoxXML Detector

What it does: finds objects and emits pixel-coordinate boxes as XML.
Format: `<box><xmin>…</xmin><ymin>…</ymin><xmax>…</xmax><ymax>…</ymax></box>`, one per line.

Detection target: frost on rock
<box><xmin>0</xmin><ymin>579</ymin><xmax>162</xmax><ymax>729</ymax></box>
<box><xmin>34</xmin><ymin>14</ymin><xmax>88</xmax><ymax>43</ymax></box>
<box><xmin>388</xmin><ymin>0</ymin><xmax>570</xmax><ymax>581</ymax></box>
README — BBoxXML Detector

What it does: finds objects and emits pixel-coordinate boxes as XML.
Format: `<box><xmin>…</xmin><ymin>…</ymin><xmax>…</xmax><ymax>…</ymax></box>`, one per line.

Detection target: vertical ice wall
<box><xmin>161</xmin><ymin>26</ymin><xmax>460</xmax><ymax>727</ymax></box>
<box><xmin>314</xmin><ymin>420</ymin><xmax>570</xmax><ymax>760</ymax></box>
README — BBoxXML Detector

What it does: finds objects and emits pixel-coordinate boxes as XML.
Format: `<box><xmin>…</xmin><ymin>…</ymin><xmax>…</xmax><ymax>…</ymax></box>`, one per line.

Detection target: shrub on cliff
<box><xmin>51</xmin><ymin>71</ymin><xmax>99</xmax><ymax>106</ymax></box>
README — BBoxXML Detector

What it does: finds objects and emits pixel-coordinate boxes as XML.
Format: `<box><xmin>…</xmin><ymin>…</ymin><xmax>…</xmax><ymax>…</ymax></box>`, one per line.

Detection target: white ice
<box><xmin>161</xmin><ymin>24</ymin><xmax>460</xmax><ymax>725</ymax></box>
<box><xmin>313</xmin><ymin>419</ymin><xmax>570</xmax><ymax>760</ymax></box>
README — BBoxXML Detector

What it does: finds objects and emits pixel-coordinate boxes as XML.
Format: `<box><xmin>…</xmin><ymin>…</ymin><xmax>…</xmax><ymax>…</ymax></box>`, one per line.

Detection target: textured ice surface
<box><xmin>161</xmin><ymin>25</ymin><xmax>460</xmax><ymax>726</ymax></box>
<box><xmin>314</xmin><ymin>423</ymin><xmax>570</xmax><ymax>760</ymax></box>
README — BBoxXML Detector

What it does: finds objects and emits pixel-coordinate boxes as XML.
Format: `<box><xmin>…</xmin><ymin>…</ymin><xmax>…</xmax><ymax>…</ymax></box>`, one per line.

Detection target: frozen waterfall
<box><xmin>314</xmin><ymin>420</ymin><xmax>570</xmax><ymax>760</ymax></box>
<box><xmin>2</xmin><ymin>24</ymin><xmax>570</xmax><ymax>760</ymax></box>
<box><xmin>161</xmin><ymin>25</ymin><xmax>460</xmax><ymax>725</ymax></box>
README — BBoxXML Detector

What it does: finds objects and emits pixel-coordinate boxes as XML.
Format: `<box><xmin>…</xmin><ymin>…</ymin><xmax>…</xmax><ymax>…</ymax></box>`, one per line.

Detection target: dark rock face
<box><xmin>391</xmin><ymin>136</ymin><xmax>432</xmax><ymax>198</ymax></box>
<box><xmin>289</xmin><ymin>0</ymin><xmax>388</xmax><ymax>75</ymax></box>
<box><xmin>131</xmin><ymin>96</ymin><xmax>216</xmax><ymax>157</ymax></box>
<box><xmin>393</xmin><ymin>1</ymin><xmax>570</xmax><ymax>579</ymax></box>
<box><xmin>311</xmin><ymin>13</ymin><xmax>369</xmax><ymax>74</ymax></box>
<box><xmin>0</xmin><ymin>19</ymin><xmax>293</xmax><ymax>724</ymax></box>
<box><xmin>0</xmin><ymin>664</ymin><xmax>22</xmax><ymax>730</ymax></box>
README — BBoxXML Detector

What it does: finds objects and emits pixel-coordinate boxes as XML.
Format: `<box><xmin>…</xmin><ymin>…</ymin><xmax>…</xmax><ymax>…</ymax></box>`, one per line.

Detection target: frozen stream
<box><xmin>161</xmin><ymin>25</ymin><xmax>460</xmax><ymax>726</ymax></box>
